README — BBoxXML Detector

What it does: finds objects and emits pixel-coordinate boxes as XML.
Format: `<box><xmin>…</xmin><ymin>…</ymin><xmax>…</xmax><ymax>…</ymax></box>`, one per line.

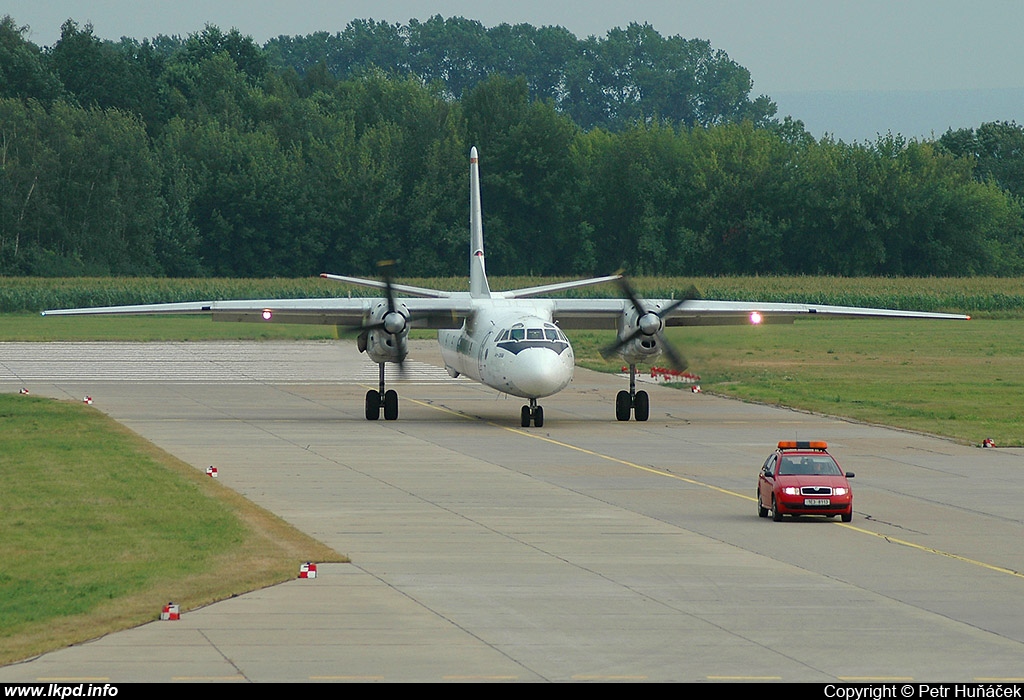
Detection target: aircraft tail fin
<box><xmin>469</xmin><ymin>147</ymin><xmax>491</xmax><ymax>299</ymax></box>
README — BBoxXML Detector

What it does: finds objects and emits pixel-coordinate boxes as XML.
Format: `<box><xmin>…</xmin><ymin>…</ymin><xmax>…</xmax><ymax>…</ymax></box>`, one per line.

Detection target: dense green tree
<box><xmin>50</xmin><ymin>21</ymin><xmax>132</xmax><ymax>110</ymax></box>
<box><xmin>321</xmin><ymin>72</ymin><xmax>465</xmax><ymax>275</ymax></box>
<box><xmin>177</xmin><ymin>25</ymin><xmax>269</xmax><ymax>85</ymax></box>
<box><xmin>265</xmin><ymin>17</ymin><xmax>774</xmax><ymax>132</ymax></box>
<box><xmin>0</xmin><ymin>16</ymin><xmax>62</xmax><ymax>103</ymax></box>
<box><xmin>464</xmin><ymin>75</ymin><xmax>582</xmax><ymax>274</ymax></box>
<box><xmin>0</xmin><ymin>98</ymin><xmax>163</xmax><ymax>274</ymax></box>
<box><xmin>939</xmin><ymin>121</ymin><xmax>1024</xmax><ymax>199</ymax></box>
<box><xmin>1</xmin><ymin>15</ymin><xmax>1022</xmax><ymax>278</ymax></box>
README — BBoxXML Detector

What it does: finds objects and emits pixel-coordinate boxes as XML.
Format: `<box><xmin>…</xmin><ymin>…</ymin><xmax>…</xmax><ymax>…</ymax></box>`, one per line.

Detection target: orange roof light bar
<box><xmin>777</xmin><ymin>440</ymin><xmax>828</xmax><ymax>450</ymax></box>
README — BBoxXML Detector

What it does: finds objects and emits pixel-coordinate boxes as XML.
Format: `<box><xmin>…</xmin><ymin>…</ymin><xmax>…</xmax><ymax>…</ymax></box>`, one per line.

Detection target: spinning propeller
<box><xmin>345</xmin><ymin>260</ymin><xmax>413</xmax><ymax>376</ymax></box>
<box><xmin>601</xmin><ymin>276</ymin><xmax>699</xmax><ymax>371</ymax></box>
<box><xmin>349</xmin><ymin>260</ymin><xmax>407</xmax><ymax>336</ymax></box>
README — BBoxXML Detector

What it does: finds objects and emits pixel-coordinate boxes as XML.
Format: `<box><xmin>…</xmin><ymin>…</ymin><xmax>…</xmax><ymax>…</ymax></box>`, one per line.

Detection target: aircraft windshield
<box><xmin>500</xmin><ymin>324</ymin><xmax>566</xmax><ymax>343</ymax></box>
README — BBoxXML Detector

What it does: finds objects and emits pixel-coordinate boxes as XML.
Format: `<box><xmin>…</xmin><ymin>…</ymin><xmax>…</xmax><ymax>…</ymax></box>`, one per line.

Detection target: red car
<box><xmin>757</xmin><ymin>441</ymin><xmax>854</xmax><ymax>522</ymax></box>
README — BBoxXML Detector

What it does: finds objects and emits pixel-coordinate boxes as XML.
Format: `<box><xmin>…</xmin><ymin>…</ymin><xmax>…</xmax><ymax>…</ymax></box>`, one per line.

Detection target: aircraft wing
<box><xmin>547</xmin><ymin>298</ymin><xmax>969</xmax><ymax>330</ymax></box>
<box><xmin>42</xmin><ymin>297</ymin><xmax>474</xmax><ymax>329</ymax></box>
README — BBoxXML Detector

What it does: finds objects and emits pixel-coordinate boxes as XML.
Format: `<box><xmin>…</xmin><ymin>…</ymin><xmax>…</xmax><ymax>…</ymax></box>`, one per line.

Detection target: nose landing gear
<box><xmin>521</xmin><ymin>399</ymin><xmax>544</xmax><ymax>427</ymax></box>
<box><xmin>365</xmin><ymin>363</ymin><xmax>399</xmax><ymax>420</ymax></box>
<box><xmin>615</xmin><ymin>364</ymin><xmax>649</xmax><ymax>421</ymax></box>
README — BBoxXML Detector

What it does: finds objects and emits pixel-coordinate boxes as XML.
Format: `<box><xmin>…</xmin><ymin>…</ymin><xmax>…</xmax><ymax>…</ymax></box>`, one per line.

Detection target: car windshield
<box><xmin>778</xmin><ymin>455</ymin><xmax>842</xmax><ymax>476</ymax></box>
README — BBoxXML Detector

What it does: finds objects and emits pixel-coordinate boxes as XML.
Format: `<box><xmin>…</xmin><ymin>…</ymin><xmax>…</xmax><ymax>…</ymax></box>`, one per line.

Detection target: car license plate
<box><xmin>804</xmin><ymin>498</ymin><xmax>830</xmax><ymax>506</ymax></box>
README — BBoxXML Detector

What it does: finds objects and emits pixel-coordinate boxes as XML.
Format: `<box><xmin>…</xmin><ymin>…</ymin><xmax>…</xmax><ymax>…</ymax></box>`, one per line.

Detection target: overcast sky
<box><xmin>7</xmin><ymin>1</ymin><xmax>1024</xmax><ymax>140</ymax></box>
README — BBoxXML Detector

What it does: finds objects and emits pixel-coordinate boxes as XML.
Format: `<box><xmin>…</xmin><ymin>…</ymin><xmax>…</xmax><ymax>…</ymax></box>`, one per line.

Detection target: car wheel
<box><xmin>841</xmin><ymin>509</ymin><xmax>853</xmax><ymax>523</ymax></box>
<box><xmin>771</xmin><ymin>496</ymin><xmax>783</xmax><ymax>522</ymax></box>
<box><xmin>757</xmin><ymin>492</ymin><xmax>769</xmax><ymax>518</ymax></box>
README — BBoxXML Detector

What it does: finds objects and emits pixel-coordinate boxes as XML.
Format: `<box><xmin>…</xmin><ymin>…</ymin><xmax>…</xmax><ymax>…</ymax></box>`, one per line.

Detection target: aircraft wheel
<box><xmin>534</xmin><ymin>406</ymin><xmax>544</xmax><ymax>428</ymax></box>
<box><xmin>383</xmin><ymin>389</ymin><xmax>399</xmax><ymax>421</ymax></box>
<box><xmin>365</xmin><ymin>389</ymin><xmax>381</xmax><ymax>421</ymax></box>
<box><xmin>634</xmin><ymin>390</ymin><xmax>650</xmax><ymax>421</ymax></box>
<box><xmin>521</xmin><ymin>405</ymin><xmax>531</xmax><ymax>427</ymax></box>
<box><xmin>615</xmin><ymin>391</ymin><xmax>631</xmax><ymax>421</ymax></box>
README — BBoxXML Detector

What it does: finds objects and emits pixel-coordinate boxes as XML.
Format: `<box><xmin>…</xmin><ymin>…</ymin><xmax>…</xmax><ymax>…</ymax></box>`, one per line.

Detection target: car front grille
<box><xmin>800</xmin><ymin>486</ymin><xmax>833</xmax><ymax>496</ymax></box>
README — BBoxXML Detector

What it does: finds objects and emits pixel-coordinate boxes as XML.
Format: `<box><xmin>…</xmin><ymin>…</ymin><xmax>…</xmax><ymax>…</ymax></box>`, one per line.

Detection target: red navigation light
<box><xmin>749</xmin><ymin>311</ymin><xmax>763</xmax><ymax>325</ymax></box>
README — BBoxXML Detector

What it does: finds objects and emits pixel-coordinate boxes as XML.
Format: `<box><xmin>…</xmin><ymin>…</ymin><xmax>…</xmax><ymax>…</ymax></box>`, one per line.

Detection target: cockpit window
<box><xmin>527</xmin><ymin>328</ymin><xmax>544</xmax><ymax>340</ymax></box>
<box><xmin>497</xmin><ymin>329</ymin><xmax>509</xmax><ymax>341</ymax></box>
<box><xmin>545</xmin><ymin>328</ymin><xmax>559</xmax><ymax>340</ymax></box>
<box><xmin>510</xmin><ymin>327</ymin><xmax>525</xmax><ymax>340</ymax></box>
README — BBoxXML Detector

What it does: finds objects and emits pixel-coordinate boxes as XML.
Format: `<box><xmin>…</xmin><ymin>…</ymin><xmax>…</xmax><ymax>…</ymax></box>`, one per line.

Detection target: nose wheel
<box><xmin>521</xmin><ymin>400</ymin><xmax>544</xmax><ymax>427</ymax></box>
<box><xmin>615</xmin><ymin>364</ymin><xmax>650</xmax><ymax>421</ymax></box>
<box><xmin>365</xmin><ymin>363</ymin><xmax>399</xmax><ymax>420</ymax></box>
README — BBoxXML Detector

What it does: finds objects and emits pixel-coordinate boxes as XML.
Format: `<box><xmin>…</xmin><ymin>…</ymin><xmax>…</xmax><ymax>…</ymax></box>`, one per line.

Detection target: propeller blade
<box><xmin>601</xmin><ymin>328</ymin><xmax>641</xmax><ymax>359</ymax></box>
<box><xmin>658</xmin><ymin>333</ymin><xmax>688</xmax><ymax>371</ymax></box>
<box><xmin>615</xmin><ymin>275</ymin><xmax>648</xmax><ymax>318</ymax></box>
<box><xmin>652</xmin><ymin>284</ymin><xmax>700</xmax><ymax>371</ymax></box>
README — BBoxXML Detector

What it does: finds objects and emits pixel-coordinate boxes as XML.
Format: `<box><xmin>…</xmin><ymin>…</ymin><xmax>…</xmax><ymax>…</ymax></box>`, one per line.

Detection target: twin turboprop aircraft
<box><xmin>43</xmin><ymin>148</ymin><xmax>969</xmax><ymax>427</ymax></box>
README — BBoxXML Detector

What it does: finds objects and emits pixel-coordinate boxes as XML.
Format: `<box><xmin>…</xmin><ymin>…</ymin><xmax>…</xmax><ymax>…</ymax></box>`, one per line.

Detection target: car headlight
<box><xmin>834</xmin><ymin>487</ymin><xmax>849</xmax><ymax>496</ymax></box>
<box><xmin>783</xmin><ymin>487</ymin><xmax>800</xmax><ymax>495</ymax></box>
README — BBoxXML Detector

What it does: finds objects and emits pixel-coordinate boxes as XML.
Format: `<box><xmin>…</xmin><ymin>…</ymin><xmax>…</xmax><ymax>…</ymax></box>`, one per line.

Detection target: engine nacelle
<box><xmin>364</xmin><ymin>299</ymin><xmax>410</xmax><ymax>364</ymax></box>
<box><xmin>614</xmin><ymin>305</ymin><xmax>666</xmax><ymax>366</ymax></box>
<box><xmin>617</xmin><ymin>333</ymin><xmax>662</xmax><ymax>366</ymax></box>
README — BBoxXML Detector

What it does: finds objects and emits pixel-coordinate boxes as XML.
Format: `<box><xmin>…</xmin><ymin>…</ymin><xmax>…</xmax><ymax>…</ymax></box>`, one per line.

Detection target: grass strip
<box><xmin>0</xmin><ymin>393</ymin><xmax>343</xmax><ymax>665</ymax></box>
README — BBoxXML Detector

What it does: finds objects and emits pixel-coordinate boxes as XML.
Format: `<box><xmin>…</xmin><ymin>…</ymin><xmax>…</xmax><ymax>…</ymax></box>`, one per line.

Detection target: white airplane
<box><xmin>44</xmin><ymin>147</ymin><xmax>969</xmax><ymax>427</ymax></box>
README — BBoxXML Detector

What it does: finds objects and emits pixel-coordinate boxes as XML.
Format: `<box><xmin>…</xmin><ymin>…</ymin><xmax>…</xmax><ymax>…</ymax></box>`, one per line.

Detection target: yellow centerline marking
<box><xmin>840</xmin><ymin>524</ymin><xmax>1024</xmax><ymax>579</ymax></box>
<box><xmin>406</xmin><ymin>394</ymin><xmax>1024</xmax><ymax>581</ymax></box>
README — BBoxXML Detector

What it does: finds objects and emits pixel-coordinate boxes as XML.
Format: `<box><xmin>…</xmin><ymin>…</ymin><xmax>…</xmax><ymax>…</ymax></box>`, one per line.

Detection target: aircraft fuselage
<box><xmin>439</xmin><ymin>302</ymin><xmax>574</xmax><ymax>400</ymax></box>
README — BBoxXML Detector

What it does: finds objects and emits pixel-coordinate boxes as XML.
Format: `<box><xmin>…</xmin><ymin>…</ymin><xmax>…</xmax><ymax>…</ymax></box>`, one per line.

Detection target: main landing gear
<box><xmin>615</xmin><ymin>363</ymin><xmax>649</xmax><ymax>422</ymax></box>
<box><xmin>365</xmin><ymin>363</ymin><xmax>399</xmax><ymax>420</ymax></box>
<box><xmin>521</xmin><ymin>399</ymin><xmax>544</xmax><ymax>428</ymax></box>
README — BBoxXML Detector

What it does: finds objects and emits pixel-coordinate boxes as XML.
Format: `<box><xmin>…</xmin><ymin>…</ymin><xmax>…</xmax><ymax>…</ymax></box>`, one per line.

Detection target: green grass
<box><xmin>0</xmin><ymin>394</ymin><xmax>342</xmax><ymax>665</ymax></box>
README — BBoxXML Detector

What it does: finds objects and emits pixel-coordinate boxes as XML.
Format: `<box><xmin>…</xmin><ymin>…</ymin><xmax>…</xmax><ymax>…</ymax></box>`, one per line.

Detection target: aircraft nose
<box><xmin>507</xmin><ymin>347</ymin><xmax>573</xmax><ymax>398</ymax></box>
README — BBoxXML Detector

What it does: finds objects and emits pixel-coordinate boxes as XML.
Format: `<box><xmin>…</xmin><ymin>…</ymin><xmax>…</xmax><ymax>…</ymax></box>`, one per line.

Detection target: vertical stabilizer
<box><xmin>469</xmin><ymin>146</ymin><xmax>491</xmax><ymax>298</ymax></box>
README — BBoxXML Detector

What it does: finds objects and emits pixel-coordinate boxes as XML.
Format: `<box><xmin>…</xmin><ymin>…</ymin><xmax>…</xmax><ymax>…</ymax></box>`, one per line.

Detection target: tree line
<box><xmin>1</xmin><ymin>15</ymin><xmax>1022</xmax><ymax>279</ymax></box>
